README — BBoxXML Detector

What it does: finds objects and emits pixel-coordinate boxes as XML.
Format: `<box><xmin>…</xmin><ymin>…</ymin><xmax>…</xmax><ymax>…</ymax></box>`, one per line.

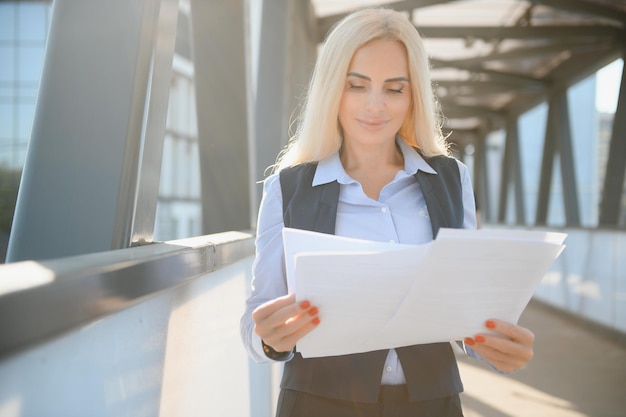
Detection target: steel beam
<box><xmin>125</xmin><ymin>0</ymin><xmax>179</xmax><ymax>247</ymax></box>
<box><xmin>536</xmin><ymin>100</ymin><xmax>557</xmax><ymax>225</ymax></box>
<box><xmin>7</xmin><ymin>0</ymin><xmax>178</xmax><ymax>262</ymax></box>
<box><xmin>251</xmin><ymin>0</ymin><xmax>317</xmax><ymax>214</ymax></box>
<box><xmin>316</xmin><ymin>0</ymin><xmax>457</xmax><ymax>39</ymax></box>
<box><xmin>417</xmin><ymin>25</ymin><xmax>622</xmax><ymax>41</ymax></box>
<box><xmin>535</xmin><ymin>90</ymin><xmax>581</xmax><ymax>226</ymax></box>
<box><xmin>190</xmin><ymin>0</ymin><xmax>251</xmax><ymax>234</ymax></box>
<box><xmin>498</xmin><ymin>117</ymin><xmax>526</xmax><ymax>224</ymax></box>
<box><xmin>440</xmin><ymin>40</ymin><xmax>610</xmax><ymax>68</ymax></box>
<box><xmin>529</xmin><ymin>0</ymin><xmax>626</xmax><ymax>26</ymax></box>
<box><xmin>554</xmin><ymin>92</ymin><xmax>581</xmax><ymax>226</ymax></box>
<box><xmin>473</xmin><ymin>130</ymin><xmax>491</xmax><ymax>224</ymax></box>
<box><xmin>599</xmin><ymin>55</ymin><xmax>626</xmax><ymax>226</ymax></box>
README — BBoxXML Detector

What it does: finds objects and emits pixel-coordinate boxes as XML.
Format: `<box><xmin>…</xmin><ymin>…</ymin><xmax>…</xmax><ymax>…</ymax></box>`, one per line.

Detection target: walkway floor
<box><xmin>456</xmin><ymin>300</ymin><xmax>626</xmax><ymax>417</ymax></box>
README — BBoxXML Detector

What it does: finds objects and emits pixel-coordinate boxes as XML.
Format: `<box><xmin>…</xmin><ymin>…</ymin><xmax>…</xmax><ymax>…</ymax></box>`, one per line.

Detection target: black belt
<box><xmin>378</xmin><ymin>385</ymin><xmax>408</xmax><ymax>403</ymax></box>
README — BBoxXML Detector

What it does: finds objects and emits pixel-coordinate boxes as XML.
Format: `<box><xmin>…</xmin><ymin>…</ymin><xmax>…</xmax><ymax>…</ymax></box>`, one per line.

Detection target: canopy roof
<box><xmin>312</xmin><ymin>0</ymin><xmax>625</xmax><ymax>137</ymax></box>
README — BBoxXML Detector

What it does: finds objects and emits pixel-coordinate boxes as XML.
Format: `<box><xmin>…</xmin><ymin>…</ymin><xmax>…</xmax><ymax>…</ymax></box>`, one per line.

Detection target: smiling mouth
<box><xmin>357</xmin><ymin>119</ymin><xmax>389</xmax><ymax>130</ymax></box>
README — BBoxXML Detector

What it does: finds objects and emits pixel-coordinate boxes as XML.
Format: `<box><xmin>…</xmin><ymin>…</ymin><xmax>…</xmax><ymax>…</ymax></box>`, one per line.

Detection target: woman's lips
<box><xmin>357</xmin><ymin>119</ymin><xmax>389</xmax><ymax>130</ymax></box>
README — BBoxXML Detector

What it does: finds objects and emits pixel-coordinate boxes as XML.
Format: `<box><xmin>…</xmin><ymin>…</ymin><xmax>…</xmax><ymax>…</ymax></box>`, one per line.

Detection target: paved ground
<box><xmin>456</xmin><ymin>301</ymin><xmax>626</xmax><ymax>417</ymax></box>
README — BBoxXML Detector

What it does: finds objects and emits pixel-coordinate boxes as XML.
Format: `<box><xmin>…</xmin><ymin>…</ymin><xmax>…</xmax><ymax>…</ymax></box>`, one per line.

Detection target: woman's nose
<box><xmin>366</xmin><ymin>90</ymin><xmax>385</xmax><ymax>111</ymax></box>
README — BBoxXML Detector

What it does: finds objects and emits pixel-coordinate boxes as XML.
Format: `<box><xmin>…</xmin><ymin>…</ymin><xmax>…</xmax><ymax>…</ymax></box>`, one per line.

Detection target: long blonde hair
<box><xmin>274</xmin><ymin>8</ymin><xmax>448</xmax><ymax>172</ymax></box>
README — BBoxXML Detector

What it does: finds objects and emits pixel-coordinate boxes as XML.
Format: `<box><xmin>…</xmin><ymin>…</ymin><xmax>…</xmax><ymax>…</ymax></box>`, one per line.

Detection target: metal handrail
<box><xmin>0</xmin><ymin>230</ymin><xmax>255</xmax><ymax>360</ymax></box>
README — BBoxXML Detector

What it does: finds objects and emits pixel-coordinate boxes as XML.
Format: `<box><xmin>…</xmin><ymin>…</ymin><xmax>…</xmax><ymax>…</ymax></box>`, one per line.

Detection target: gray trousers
<box><xmin>276</xmin><ymin>387</ymin><xmax>464</xmax><ymax>417</ymax></box>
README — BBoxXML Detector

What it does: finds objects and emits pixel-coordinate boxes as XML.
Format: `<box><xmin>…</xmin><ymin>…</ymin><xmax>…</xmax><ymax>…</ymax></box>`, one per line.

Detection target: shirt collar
<box><xmin>312</xmin><ymin>136</ymin><xmax>437</xmax><ymax>187</ymax></box>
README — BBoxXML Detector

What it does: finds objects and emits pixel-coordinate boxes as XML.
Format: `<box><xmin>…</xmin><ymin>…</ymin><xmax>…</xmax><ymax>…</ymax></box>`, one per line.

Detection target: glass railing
<box><xmin>0</xmin><ymin>230</ymin><xmax>280</xmax><ymax>417</ymax></box>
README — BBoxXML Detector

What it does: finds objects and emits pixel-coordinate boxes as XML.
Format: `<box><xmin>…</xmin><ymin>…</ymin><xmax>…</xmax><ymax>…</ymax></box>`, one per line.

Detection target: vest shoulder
<box><xmin>280</xmin><ymin>162</ymin><xmax>318</xmax><ymax>176</ymax></box>
<box><xmin>420</xmin><ymin>153</ymin><xmax>460</xmax><ymax>176</ymax></box>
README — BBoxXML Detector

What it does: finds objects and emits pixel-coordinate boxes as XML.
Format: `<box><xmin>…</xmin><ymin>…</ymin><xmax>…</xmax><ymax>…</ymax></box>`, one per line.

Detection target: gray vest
<box><xmin>279</xmin><ymin>153</ymin><xmax>465</xmax><ymax>403</ymax></box>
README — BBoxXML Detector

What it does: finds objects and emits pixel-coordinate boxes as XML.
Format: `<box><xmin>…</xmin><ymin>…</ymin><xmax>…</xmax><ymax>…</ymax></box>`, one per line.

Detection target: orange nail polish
<box><xmin>475</xmin><ymin>335</ymin><xmax>486</xmax><ymax>343</ymax></box>
<box><xmin>312</xmin><ymin>317</ymin><xmax>321</xmax><ymax>325</ymax></box>
<box><xmin>486</xmin><ymin>320</ymin><xmax>496</xmax><ymax>329</ymax></box>
<box><xmin>308</xmin><ymin>307</ymin><xmax>319</xmax><ymax>316</ymax></box>
<box><xmin>464</xmin><ymin>337</ymin><xmax>475</xmax><ymax>346</ymax></box>
<box><xmin>299</xmin><ymin>300</ymin><xmax>310</xmax><ymax>310</ymax></box>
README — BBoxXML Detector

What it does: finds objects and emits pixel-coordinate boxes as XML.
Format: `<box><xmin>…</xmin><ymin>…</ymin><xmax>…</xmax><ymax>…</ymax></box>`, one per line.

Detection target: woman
<box><xmin>241</xmin><ymin>8</ymin><xmax>534</xmax><ymax>417</ymax></box>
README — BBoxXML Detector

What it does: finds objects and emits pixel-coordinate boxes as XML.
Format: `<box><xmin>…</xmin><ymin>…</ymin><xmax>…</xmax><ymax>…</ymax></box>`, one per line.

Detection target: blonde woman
<box><xmin>241</xmin><ymin>8</ymin><xmax>534</xmax><ymax>417</ymax></box>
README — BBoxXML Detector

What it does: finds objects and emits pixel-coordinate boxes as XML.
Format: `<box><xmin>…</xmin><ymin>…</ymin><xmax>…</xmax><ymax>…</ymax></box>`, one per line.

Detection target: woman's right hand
<box><xmin>252</xmin><ymin>294</ymin><xmax>321</xmax><ymax>353</ymax></box>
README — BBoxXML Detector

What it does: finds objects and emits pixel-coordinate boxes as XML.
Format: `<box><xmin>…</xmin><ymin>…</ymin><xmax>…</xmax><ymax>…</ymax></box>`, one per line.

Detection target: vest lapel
<box><xmin>414</xmin><ymin>170</ymin><xmax>450</xmax><ymax>238</ymax></box>
<box><xmin>314</xmin><ymin>181</ymin><xmax>340</xmax><ymax>234</ymax></box>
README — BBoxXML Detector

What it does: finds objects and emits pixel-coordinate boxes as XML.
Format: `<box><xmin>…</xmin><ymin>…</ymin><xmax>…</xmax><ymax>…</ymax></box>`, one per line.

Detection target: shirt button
<box><xmin>386</xmin><ymin>366</ymin><xmax>392</xmax><ymax>373</ymax></box>
<box><xmin>381</xmin><ymin>207</ymin><xmax>387</xmax><ymax>213</ymax></box>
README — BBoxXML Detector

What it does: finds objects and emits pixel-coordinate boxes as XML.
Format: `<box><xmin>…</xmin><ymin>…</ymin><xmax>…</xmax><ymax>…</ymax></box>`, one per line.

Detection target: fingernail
<box><xmin>312</xmin><ymin>317</ymin><xmax>321</xmax><ymax>325</ymax></box>
<box><xmin>486</xmin><ymin>320</ymin><xmax>496</xmax><ymax>329</ymax></box>
<box><xmin>464</xmin><ymin>337</ymin><xmax>475</xmax><ymax>346</ymax></box>
<box><xmin>299</xmin><ymin>300</ymin><xmax>310</xmax><ymax>310</ymax></box>
<box><xmin>475</xmin><ymin>335</ymin><xmax>486</xmax><ymax>343</ymax></box>
<box><xmin>308</xmin><ymin>307</ymin><xmax>319</xmax><ymax>316</ymax></box>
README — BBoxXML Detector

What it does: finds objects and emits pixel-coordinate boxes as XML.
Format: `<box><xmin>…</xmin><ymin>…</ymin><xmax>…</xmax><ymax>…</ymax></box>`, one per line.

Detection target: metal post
<box><xmin>536</xmin><ymin>97</ymin><xmax>557</xmax><ymax>225</ymax></box>
<box><xmin>508</xmin><ymin>117</ymin><xmax>526</xmax><ymax>225</ymax></box>
<box><xmin>554</xmin><ymin>91</ymin><xmax>581</xmax><ymax>226</ymax></box>
<box><xmin>498</xmin><ymin>117</ymin><xmax>526</xmax><ymax>224</ymax></box>
<box><xmin>497</xmin><ymin>130</ymin><xmax>512</xmax><ymax>223</ymax></box>
<box><xmin>599</xmin><ymin>56</ymin><xmax>626</xmax><ymax>226</ymax></box>
<box><xmin>190</xmin><ymin>0</ymin><xmax>251</xmax><ymax>234</ymax></box>
<box><xmin>473</xmin><ymin>129</ymin><xmax>491</xmax><ymax>223</ymax></box>
<box><xmin>7</xmin><ymin>0</ymin><xmax>178</xmax><ymax>262</ymax></box>
<box><xmin>250</xmin><ymin>0</ymin><xmax>317</xmax><ymax>216</ymax></box>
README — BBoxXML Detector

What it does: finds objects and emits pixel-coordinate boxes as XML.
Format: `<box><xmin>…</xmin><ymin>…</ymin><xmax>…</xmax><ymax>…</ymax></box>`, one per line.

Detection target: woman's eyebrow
<box><xmin>347</xmin><ymin>72</ymin><xmax>409</xmax><ymax>83</ymax></box>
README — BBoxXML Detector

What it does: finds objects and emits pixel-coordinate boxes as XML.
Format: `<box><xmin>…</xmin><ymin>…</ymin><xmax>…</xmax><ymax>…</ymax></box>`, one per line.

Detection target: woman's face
<box><xmin>338</xmin><ymin>38</ymin><xmax>411</xmax><ymax>149</ymax></box>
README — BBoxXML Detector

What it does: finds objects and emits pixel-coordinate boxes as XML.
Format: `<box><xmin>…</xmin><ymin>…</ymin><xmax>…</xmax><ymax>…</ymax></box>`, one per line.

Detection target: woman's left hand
<box><xmin>464</xmin><ymin>319</ymin><xmax>535</xmax><ymax>373</ymax></box>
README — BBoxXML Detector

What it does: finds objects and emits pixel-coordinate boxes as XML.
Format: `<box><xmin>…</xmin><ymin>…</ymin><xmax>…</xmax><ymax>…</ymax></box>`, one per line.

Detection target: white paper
<box><xmin>282</xmin><ymin>227</ymin><xmax>566</xmax><ymax>358</ymax></box>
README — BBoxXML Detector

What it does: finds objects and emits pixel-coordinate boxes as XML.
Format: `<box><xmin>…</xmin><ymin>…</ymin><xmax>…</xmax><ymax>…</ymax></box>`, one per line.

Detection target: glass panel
<box><xmin>17</xmin><ymin>45</ymin><xmax>45</xmax><ymax>82</ymax></box>
<box><xmin>0</xmin><ymin>46</ymin><xmax>14</xmax><ymax>82</ymax></box>
<box><xmin>0</xmin><ymin>149</ymin><xmax>13</xmax><ymax>168</ymax></box>
<box><xmin>0</xmin><ymin>85</ymin><xmax>15</xmax><ymax>100</ymax></box>
<box><xmin>190</xmin><ymin>143</ymin><xmax>200</xmax><ymax>198</ymax></box>
<box><xmin>0</xmin><ymin>103</ymin><xmax>13</xmax><ymax>140</ymax></box>
<box><xmin>0</xmin><ymin>4</ymin><xmax>15</xmax><ymax>41</ymax></box>
<box><xmin>596</xmin><ymin>60</ymin><xmax>622</xmax><ymax>114</ymax></box>
<box><xmin>14</xmin><ymin>144</ymin><xmax>28</xmax><ymax>170</ymax></box>
<box><xmin>18</xmin><ymin>101</ymin><xmax>36</xmax><ymax>141</ymax></box>
<box><xmin>159</xmin><ymin>135</ymin><xmax>173</xmax><ymax>197</ymax></box>
<box><xmin>18</xmin><ymin>3</ymin><xmax>48</xmax><ymax>41</ymax></box>
<box><xmin>188</xmin><ymin>80</ymin><xmax>196</xmax><ymax>136</ymax></box>
<box><xmin>18</xmin><ymin>84</ymin><xmax>39</xmax><ymax>100</ymax></box>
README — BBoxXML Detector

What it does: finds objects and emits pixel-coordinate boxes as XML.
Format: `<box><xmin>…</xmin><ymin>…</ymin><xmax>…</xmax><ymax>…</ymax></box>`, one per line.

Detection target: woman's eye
<box><xmin>348</xmin><ymin>83</ymin><xmax>364</xmax><ymax>90</ymax></box>
<box><xmin>388</xmin><ymin>88</ymin><xmax>404</xmax><ymax>94</ymax></box>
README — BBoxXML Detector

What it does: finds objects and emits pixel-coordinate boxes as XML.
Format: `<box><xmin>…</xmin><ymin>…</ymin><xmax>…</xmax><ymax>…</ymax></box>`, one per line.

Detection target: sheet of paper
<box><xmin>283</xmin><ymin>228</ymin><xmax>413</xmax><ymax>294</ymax></box>
<box><xmin>282</xmin><ymin>227</ymin><xmax>566</xmax><ymax>358</ymax></box>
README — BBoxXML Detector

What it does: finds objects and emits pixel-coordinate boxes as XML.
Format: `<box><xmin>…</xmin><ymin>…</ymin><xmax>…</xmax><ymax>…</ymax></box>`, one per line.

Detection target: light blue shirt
<box><xmin>241</xmin><ymin>139</ymin><xmax>477</xmax><ymax>384</ymax></box>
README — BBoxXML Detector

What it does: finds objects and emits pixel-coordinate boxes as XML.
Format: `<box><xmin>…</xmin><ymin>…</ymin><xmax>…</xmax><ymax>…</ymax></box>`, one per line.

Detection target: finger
<box><xmin>272</xmin><ymin>315</ymin><xmax>321</xmax><ymax>351</ymax></box>
<box><xmin>252</xmin><ymin>294</ymin><xmax>296</xmax><ymax>322</ymax></box>
<box><xmin>486</xmin><ymin>319</ymin><xmax>535</xmax><ymax>346</ymax></box>
<box><xmin>469</xmin><ymin>332</ymin><xmax>534</xmax><ymax>373</ymax></box>
<box><xmin>270</xmin><ymin>306</ymin><xmax>320</xmax><ymax>341</ymax></box>
<box><xmin>253</xmin><ymin>297</ymin><xmax>312</xmax><ymax>336</ymax></box>
<box><xmin>262</xmin><ymin>311</ymin><xmax>321</xmax><ymax>352</ymax></box>
<box><xmin>470</xmin><ymin>343</ymin><xmax>526</xmax><ymax>373</ymax></box>
<box><xmin>477</xmin><ymin>333</ymin><xmax>533</xmax><ymax>360</ymax></box>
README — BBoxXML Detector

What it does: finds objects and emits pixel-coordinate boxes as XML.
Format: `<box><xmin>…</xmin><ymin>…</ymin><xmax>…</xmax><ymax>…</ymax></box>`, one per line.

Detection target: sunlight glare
<box><xmin>596</xmin><ymin>59</ymin><xmax>623</xmax><ymax>114</ymax></box>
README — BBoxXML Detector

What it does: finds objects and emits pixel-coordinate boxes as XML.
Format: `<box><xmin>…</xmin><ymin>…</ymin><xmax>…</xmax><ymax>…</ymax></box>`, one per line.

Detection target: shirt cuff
<box><xmin>262</xmin><ymin>340</ymin><xmax>293</xmax><ymax>361</ymax></box>
<box><xmin>252</xmin><ymin>332</ymin><xmax>294</xmax><ymax>362</ymax></box>
<box><xmin>465</xmin><ymin>344</ymin><xmax>510</xmax><ymax>375</ymax></box>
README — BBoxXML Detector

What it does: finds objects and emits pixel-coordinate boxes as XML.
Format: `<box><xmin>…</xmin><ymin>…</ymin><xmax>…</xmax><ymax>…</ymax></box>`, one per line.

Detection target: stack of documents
<box><xmin>283</xmin><ymin>227</ymin><xmax>566</xmax><ymax>358</ymax></box>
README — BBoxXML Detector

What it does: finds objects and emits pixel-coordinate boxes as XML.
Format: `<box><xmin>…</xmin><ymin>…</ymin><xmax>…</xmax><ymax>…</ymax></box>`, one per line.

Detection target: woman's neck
<box><xmin>339</xmin><ymin>140</ymin><xmax>404</xmax><ymax>200</ymax></box>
